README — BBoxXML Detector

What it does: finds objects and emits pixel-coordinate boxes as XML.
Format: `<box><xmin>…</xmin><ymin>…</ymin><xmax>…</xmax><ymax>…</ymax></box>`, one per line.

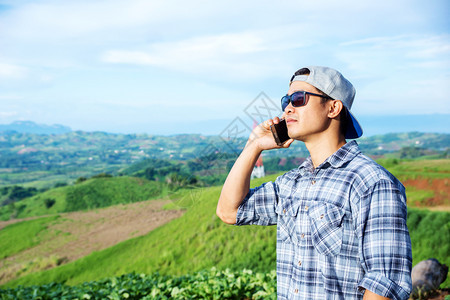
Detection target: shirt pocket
<box><xmin>307</xmin><ymin>202</ymin><xmax>344</xmax><ymax>256</ymax></box>
<box><xmin>275</xmin><ymin>200</ymin><xmax>301</xmax><ymax>244</ymax></box>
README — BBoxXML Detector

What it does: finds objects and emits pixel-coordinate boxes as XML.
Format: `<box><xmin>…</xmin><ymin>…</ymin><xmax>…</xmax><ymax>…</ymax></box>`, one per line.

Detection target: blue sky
<box><xmin>0</xmin><ymin>0</ymin><xmax>449</xmax><ymax>136</ymax></box>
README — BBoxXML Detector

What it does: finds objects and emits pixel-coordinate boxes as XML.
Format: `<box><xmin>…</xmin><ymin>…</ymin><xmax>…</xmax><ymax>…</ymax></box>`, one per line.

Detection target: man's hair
<box><xmin>292</xmin><ymin>67</ymin><xmax>348</xmax><ymax>137</ymax></box>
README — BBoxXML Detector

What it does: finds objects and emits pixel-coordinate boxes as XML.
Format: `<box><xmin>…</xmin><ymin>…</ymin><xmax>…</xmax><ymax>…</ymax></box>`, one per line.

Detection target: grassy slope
<box><xmin>2</xmin><ymin>176</ymin><xmax>277</xmax><ymax>288</ymax></box>
<box><xmin>377</xmin><ymin>158</ymin><xmax>450</xmax><ymax>180</ymax></box>
<box><xmin>0</xmin><ymin>176</ymin><xmax>165</xmax><ymax>220</ymax></box>
<box><xmin>408</xmin><ymin>208</ymin><xmax>450</xmax><ymax>266</ymax></box>
<box><xmin>0</xmin><ymin>216</ymin><xmax>60</xmax><ymax>259</ymax></box>
<box><xmin>377</xmin><ymin>158</ymin><xmax>449</xmax><ymax>207</ymax></box>
<box><xmin>3</xmin><ymin>172</ymin><xmax>450</xmax><ymax>289</ymax></box>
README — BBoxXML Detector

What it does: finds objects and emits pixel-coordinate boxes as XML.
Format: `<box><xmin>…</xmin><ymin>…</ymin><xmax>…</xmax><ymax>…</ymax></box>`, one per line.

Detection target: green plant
<box><xmin>0</xmin><ymin>268</ymin><xmax>277</xmax><ymax>300</ymax></box>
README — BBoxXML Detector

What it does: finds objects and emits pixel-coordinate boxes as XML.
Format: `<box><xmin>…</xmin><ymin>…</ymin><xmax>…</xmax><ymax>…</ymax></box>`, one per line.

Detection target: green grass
<box><xmin>407</xmin><ymin>208</ymin><xmax>450</xmax><ymax>287</ymax></box>
<box><xmin>0</xmin><ymin>216</ymin><xmax>60</xmax><ymax>259</ymax></box>
<box><xmin>406</xmin><ymin>187</ymin><xmax>435</xmax><ymax>206</ymax></box>
<box><xmin>377</xmin><ymin>158</ymin><xmax>450</xmax><ymax>180</ymax></box>
<box><xmin>64</xmin><ymin>176</ymin><xmax>165</xmax><ymax>212</ymax></box>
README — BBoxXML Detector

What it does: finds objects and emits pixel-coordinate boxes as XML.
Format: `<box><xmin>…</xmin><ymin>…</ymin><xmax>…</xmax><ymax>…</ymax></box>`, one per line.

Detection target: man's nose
<box><xmin>284</xmin><ymin>102</ymin><xmax>294</xmax><ymax>114</ymax></box>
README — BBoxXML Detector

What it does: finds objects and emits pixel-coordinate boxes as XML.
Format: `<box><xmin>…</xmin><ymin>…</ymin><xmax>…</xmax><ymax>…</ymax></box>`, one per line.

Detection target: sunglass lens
<box><xmin>291</xmin><ymin>92</ymin><xmax>306</xmax><ymax>107</ymax></box>
<box><xmin>281</xmin><ymin>91</ymin><xmax>307</xmax><ymax>111</ymax></box>
<box><xmin>281</xmin><ymin>96</ymin><xmax>289</xmax><ymax>111</ymax></box>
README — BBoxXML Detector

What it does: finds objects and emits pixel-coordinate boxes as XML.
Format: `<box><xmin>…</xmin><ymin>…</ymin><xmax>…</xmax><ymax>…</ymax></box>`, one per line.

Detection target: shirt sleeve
<box><xmin>355</xmin><ymin>179</ymin><xmax>412</xmax><ymax>300</ymax></box>
<box><xmin>235</xmin><ymin>181</ymin><xmax>279</xmax><ymax>226</ymax></box>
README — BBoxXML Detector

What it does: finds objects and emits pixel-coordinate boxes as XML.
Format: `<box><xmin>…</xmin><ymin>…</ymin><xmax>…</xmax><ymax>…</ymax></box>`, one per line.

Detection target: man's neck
<box><xmin>304</xmin><ymin>133</ymin><xmax>346</xmax><ymax>168</ymax></box>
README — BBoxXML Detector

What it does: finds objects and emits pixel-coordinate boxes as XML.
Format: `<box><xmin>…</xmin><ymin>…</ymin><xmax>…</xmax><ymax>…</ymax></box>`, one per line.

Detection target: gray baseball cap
<box><xmin>290</xmin><ymin>66</ymin><xmax>363</xmax><ymax>139</ymax></box>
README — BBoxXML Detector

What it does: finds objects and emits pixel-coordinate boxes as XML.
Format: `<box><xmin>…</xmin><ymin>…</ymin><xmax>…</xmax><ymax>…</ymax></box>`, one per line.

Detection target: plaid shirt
<box><xmin>236</xmin><ymin>141</ymin><xmax>412</xmax><ymax>299</ymax></box>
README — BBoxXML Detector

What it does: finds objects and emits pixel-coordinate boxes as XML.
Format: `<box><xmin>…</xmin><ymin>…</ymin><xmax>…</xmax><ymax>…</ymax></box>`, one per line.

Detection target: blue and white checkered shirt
<box><xmin>236</xmin><ymin>141</ymin><xmax>412</xmax><ymax>299</ymax></box>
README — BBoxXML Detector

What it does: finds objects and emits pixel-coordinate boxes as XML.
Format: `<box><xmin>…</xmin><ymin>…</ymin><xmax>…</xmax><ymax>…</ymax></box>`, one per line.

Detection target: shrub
<box><xmin>44</xmin><ymin>198</ymin><xmax>56</xmax><ymax>209</ymax></box>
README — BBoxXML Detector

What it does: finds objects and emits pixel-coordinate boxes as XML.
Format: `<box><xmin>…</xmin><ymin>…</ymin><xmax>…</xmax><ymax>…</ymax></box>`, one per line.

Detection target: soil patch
<box><xmin>403</xmin><ymin>177</ymin><xmax>449</xmax><ymax>209</ymax></box>
<box><xmin>0</xmin><ymin>199</ymin><xmax>184</xmax><ymax>285</ymax></box>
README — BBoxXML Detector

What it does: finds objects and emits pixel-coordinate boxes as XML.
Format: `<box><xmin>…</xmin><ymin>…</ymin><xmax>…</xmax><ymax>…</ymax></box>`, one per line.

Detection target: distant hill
<box><xmin>0</xmin><ymin>121</ymin><xmax>71</xmax><ymax>135</ymax></box>
<box><xmin>0</xmin><ymin>129</ymin><xmax>448</xmax><ymax>189</ymax></box>
<box><xmin>0</xmin><ymin>176</ymin><xmax>165</xmax><ymax>221</ymax></box>
<box><xmin>357</xmin><ymin>132</ymin><xmax>450</xmax><ymax>153</ymax></box>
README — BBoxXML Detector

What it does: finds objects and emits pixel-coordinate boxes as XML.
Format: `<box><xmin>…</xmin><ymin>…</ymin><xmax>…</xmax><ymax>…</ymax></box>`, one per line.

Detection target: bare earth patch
<box><xmin>0</xmin><ymin>199</ymin><xmax>184</xmax><ymax>285</ymax></box>
<box><xmin>403</xmin><ymin>177</ymin><xmax>450</xmax><ymax>211</ymax></box>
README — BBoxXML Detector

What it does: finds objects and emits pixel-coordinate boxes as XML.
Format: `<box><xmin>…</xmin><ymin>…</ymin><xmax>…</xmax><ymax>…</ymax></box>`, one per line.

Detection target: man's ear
<box><xmin>328</xmin><ymin>100</ymin><xmax>344</xmax><ymax>119</ymax></box>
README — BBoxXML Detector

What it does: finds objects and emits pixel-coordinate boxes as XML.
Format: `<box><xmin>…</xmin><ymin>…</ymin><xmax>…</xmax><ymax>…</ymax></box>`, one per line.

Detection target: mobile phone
<box><xmin>270</xmin><ymin>119</ymin><xmax>290</xmax><ymax>146</ymax></box>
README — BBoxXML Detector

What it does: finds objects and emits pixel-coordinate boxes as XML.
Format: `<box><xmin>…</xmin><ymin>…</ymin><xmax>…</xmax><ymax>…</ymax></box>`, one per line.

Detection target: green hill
<box><xmin>0</xmin><ymin>176</ymin><xmax>165</xmax><ymax>221</ymax></box>
<box><xmin>2</xmin><ymin>173</ymin><xmax>449</xmax><ymax>289</ymax></box>
<box><xmin>1</xmin><ymin>176</ymin><xmax>276</xmax><ymax>288</ymax></box>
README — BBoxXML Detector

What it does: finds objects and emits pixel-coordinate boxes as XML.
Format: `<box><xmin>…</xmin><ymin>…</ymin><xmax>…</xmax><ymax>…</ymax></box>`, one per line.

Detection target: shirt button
<box><xmin>294</xmin><ymin>289</ymin><xmax>299</xmax><ymax>294</ymax></box>
<box><xmin>283</xmin><ymin>209</ymin><xmax>286</xmax><ymax>214</ymax></box>
<box><xmin>301</xmin><ymin>233</ymin><xmax>305</xmax><ymax>238</ymax></box>
<box><xmin>304</xmin><ymin>205</ymin><xmax>309</xmax><ymax>211</ymax></box>
<box><xmin>320</xmin><ymin>214</ymin><xmax>324</xmax><ymax>219</ymax></box>
<box><xmin>298</xmin><ymin>260</ymin><xmax>302</xmax><ymax>266</ymax></box>
<box><xmin>311</xmin><ymin>180</ymin><xmax>316</xmax><ymax>185</ymax></box>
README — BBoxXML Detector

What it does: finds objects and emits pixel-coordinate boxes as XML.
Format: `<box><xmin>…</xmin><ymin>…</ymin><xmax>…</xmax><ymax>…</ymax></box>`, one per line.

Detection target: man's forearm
<box><xmin>363</xmin><ymin>289</ymin><xmax>390</xmax><ymax>300</ymax></box>
<box><xmin>216</xmin><ymin>141</ymin><xmax>262</xmax><ymax>224</ymax></box>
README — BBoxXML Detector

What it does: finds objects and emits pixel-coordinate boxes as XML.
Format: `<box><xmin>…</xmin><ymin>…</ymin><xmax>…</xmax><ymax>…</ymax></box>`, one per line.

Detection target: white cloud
<box><xmin>336</xmin><ymin>34</ymin><xmax>450</xmax><ymax>79</ymax></box>
<box><xmin>0</xmin><ymin>1</ymin><xmax>171</xmax><ymax>39</ymax></box>
<box><xmin>0</xmin><ymin>62</ymin><xmax>28</xmax><ymax>79</ymax></box>
<box><xmin>340</xmin><ymin>34</ymin><xmax>450</xmax><ymax>61</ymax></box>
<box><xmin>0</xmin><ymin>111</ymin><xmax>18</xmax><ymax>118</ymax></box>
<box><xmin>0</xmin><ymin>0</ymin><xmax>255</xmax><ymax>42</ymax></box>
<box><xmin>334</xmin><ymin>34</ymin><xmax>450</xmax><ymax>115</ymax></box>
<box><xmin>2</xmin><ymin>0</ymin><xmax>445</xmax><ymax>80</ymax></box>
<box><xmin>102</xmin><ymin>31</ymin><xmax>269</xmax><ymax>64</ymax></box>
<box><xmin>100</xmin><ymin>28</ymin><xmax>314</xmax><ymax>79</ymax></box>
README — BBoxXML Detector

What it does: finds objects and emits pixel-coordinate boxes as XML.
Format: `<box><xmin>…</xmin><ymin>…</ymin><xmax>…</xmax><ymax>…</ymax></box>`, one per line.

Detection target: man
<box><xmin>216</xmin><ymin>66</ymin><xmax>412</xmax><ymax>299</ymax></box>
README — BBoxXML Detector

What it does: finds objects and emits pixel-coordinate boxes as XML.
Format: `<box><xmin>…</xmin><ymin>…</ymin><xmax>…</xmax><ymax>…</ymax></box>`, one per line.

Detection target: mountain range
<box><xmin>1</xmin><ymin>114</ymin><xmax>449</xmax><ymax>136</ymax></box>
<box><xmin>0</xmin><ymin>121</ymin><xmax>71</xmax><ymax>135</ymax></box>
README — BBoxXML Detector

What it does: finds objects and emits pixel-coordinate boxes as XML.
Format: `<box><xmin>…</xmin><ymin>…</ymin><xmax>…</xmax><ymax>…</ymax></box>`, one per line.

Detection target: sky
<box><xmin>0</xmin><ymin>0</ymin><xmax>449</xmax><ymax>136</ymax></box>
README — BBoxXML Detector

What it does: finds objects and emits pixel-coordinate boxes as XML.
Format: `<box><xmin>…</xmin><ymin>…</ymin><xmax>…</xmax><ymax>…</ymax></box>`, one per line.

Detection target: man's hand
<box><xmin>217</xmin><ymin>117</ymin><xmax>294</xmax><ymax>225</ymax></box>
<box><xmin>246</xmin><ymin>117</ymin><xmax>294</xmax><ymax>151</ymax></box>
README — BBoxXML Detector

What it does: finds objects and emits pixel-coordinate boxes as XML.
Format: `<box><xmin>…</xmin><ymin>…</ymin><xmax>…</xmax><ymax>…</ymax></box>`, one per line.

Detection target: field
<box><xmin>0</xmin><ymin>199</ymin><xmax>183</xmax><ymax>285</ymax></box>
<box><xmin>0</xmin><ymin>158</ymin><xmax>449</xmax><ymax>298</ymax></box>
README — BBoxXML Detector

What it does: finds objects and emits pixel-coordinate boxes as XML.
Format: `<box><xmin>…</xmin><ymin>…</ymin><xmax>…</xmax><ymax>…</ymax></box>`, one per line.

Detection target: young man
<box><xmin>216</xmin><ymin>66</ymin><xmax>412</xmax><ymax>299</ymax></box>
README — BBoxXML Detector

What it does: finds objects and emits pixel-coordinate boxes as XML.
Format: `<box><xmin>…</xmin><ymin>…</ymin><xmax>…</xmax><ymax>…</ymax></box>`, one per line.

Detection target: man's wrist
<box><xmin>244</xmin><ymin>138</ymin><xmax>264</xmax><ymax>155</ymax></box>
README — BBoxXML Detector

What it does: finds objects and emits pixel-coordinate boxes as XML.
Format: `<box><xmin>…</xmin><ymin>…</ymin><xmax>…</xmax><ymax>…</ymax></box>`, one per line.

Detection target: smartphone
<box><xmin>270</xmin><ymin>119</ymin><xmax>290</xmax><ymax>146</ymax></box>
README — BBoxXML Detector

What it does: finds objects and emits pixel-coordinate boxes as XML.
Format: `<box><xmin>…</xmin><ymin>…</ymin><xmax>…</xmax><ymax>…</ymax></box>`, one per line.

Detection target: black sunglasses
<box><xmin>281</xmin><ymin>91</ymin><xmax>332</xmax><ymax>111</ymax></box>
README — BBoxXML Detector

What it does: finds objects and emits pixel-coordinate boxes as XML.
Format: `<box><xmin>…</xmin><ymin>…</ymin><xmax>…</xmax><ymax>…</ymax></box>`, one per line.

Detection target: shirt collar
<box><xmin>298</xmin><ymin>140</ymin><xmax>361</xmax><ymax>174</ymax></box>
<box><xmin>326</xmin><ymin>140</ymin><xmax>361</xmax><ymax>168</ymax></box>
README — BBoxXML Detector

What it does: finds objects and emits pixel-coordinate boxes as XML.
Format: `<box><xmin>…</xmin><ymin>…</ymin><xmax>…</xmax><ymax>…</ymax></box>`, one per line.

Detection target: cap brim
<box><xmin>345</xmin><ymin>110</ymin><xmax>363</xmax><ymax>139</ymax></box>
